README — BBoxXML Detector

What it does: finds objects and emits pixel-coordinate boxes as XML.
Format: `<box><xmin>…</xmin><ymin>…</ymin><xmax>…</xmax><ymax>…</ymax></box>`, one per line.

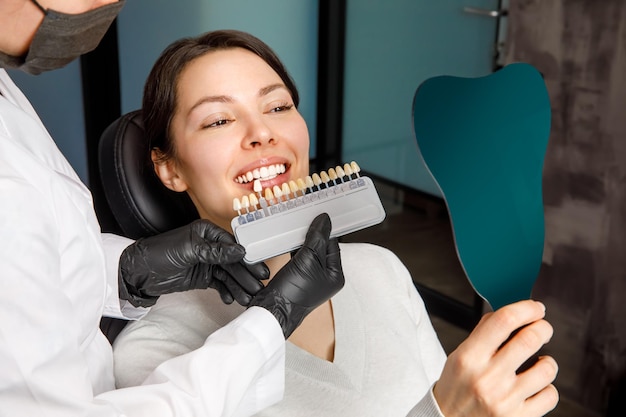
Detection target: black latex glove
<box><xmin>250</xmin><ymin>213</ymin><xmax>345</xmax><ymax>338</ymax></box>
<box><xmin>119</xmin><ymin>220</ymin><xmax>269</xmax><ymax>308</ymax></box>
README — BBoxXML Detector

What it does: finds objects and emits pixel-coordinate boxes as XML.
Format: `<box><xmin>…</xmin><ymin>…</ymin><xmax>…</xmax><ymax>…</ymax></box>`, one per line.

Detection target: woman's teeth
<box><xmin>236</xmin><ymin>164</ymin><xmax>286</xmax><ymax>184</ymax></box>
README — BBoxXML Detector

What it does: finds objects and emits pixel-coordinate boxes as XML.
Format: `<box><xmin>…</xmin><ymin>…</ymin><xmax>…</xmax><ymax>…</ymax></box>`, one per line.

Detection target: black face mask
<box><xmin>0</xmin><ymin>0</ymin><xmax>125</xmax><ymax>75</ymax></box>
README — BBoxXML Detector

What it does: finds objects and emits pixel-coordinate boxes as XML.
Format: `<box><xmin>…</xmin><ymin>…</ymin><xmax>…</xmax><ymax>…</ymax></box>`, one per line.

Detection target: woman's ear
<box><xmin>151</xmin><ymin>148</ymin><xmax>188</xmax><ymax>192</ymax></box>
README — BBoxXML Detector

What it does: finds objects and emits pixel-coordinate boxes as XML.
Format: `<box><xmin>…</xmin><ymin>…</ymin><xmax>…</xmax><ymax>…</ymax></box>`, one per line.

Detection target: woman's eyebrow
<box><xmin>187</xmin><ymin>84</ymin><xmax>288</xmax><ymax>116</ymax></box>
<box><xmin>259</xmin><ymin>83</ymin><xmax>288</xmax><ymax>97</ymax></box>
<box><xmin>188</xmin><ymin>95</ymin><xmax>232</xmax><ymax>114</ymax></box>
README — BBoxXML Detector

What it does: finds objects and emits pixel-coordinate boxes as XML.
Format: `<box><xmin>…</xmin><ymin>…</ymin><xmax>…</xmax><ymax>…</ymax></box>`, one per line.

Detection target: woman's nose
<box><xmin>242</xmin><ymin>116</ymin><xmax>275</xmax><ymax>148</ymax></box>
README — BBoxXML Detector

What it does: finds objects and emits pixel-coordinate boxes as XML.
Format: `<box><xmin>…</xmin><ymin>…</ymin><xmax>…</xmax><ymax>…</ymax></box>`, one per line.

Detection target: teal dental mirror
<box><xmin>412</xmin><ymin>63</ymin><xmax>551</xmax><ymax>311</ymax></box>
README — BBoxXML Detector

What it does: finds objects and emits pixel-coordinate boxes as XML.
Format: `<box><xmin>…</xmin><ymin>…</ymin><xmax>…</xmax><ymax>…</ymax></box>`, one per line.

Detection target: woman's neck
<box><xmin>264</xmin><ymin>252</ymin><xmax>292</xmax><ymax>280</ymax></box>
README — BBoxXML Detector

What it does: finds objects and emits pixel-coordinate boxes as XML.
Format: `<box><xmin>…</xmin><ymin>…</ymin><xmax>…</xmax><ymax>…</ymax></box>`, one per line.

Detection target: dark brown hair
<box><xmin>142</xmin><ymin>29</ymin><xmax>300</xmax><ymax>161</ymax></box>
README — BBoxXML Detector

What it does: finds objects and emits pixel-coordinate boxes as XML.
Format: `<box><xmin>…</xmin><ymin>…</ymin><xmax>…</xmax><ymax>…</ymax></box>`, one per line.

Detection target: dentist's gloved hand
<box><xmin>118</xmin><ymin>220</ymin><xmax>269</xmax><ymax>308</ymax></box>
<box><xmin>250</xmin><ymin>213</ymin><xmax>345</xmax><ymax>338</ymax></box>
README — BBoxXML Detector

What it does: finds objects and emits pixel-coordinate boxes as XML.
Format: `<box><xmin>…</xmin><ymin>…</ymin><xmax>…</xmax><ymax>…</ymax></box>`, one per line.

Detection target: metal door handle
<box><xmin>463</xmin><ymin>7</ymin><xmax>508</xmax><ymax>18</ymax></box>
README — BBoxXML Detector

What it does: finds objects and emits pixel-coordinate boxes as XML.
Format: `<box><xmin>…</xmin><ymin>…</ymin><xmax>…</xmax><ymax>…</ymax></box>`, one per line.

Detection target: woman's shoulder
<box><xmin>338</xmin><ymin>242</ymin><xmax>414</xmax><ymax>289</ymax></box>
<box><xmin>335</xmin><ymin>243</ymin><xmax>431</xmax><ymax>330</ymax></box>
<box><xmin>338</xmin><ymin>242</ymin><xmax>405</xmax><ymax>270</ymax></box>
<box><xmin>338</xmin><ymin>241</ymin><xmax>396</xmax><ymax>257</ymax></box>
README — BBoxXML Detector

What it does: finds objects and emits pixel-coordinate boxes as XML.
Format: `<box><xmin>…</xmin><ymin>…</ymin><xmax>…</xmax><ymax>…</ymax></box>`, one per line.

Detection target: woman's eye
<box><xmin>270</xmin><ymin>104</ymin><xmax>294</xmax><ymax>113</ymax></box>
<box><xmin>203</xmin><ymin>118</ymin><xmax>230</xmax><ymax>129</ymax></box>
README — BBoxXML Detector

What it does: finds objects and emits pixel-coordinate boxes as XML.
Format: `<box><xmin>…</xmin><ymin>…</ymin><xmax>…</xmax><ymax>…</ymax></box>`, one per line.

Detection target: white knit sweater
<box><xmin>113</xmin><ymin>243</ymin><xmax>447</xmax><ymax>416</ymax></box>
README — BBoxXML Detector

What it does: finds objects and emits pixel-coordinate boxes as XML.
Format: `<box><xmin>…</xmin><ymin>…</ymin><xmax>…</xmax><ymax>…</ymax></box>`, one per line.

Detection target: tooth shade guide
<box><xmin>256</xmin><ymin>187</ymin><xmax>270</xmax><ymax>216</ymax></box>
<box><xmin>272</xmin><ymin>185</ymin><xmax>283</xmax><ymax>200</ymax></box>
<box><xmin>335</xmin><ymin>165</ymin><xmax>351</xmax><ymax>191</ymax></box>
<box><xmin>241</xmin><ymin>195</ymin><xmax>250</xmax><ymax>211</ymax></box>
<box><xmin>288</xmin><ymin>180</ymin><xmax>299</xmax><ymax>195</ymax></box>
<box><xmin>350</xmin><ymin>161</ymin><xmax>361</xmax><ymax>177</ymax></box>
<box><xmin>265</xmin><ymin>186</ymin><xmax>280</xmax><ymax>214</ymax></box>
<box><xmin>230</xmin><ymin>163</ymin><xmax>386</xmax><ymax>263</ymax></box>
<box><xmin>233</xmin><ymin>197</ymin><xmax>249</xmax><ymax>225</ymax></box>
<box><xmin>264</xmin><ymin>187</ymin><xmax>275</xmax><ymax>204</ymax></box>
<box><xmin>295</xmin><ymin>179</ymin><xmax>308</xmax><ymax>203</ymax></box>
<box><xmin>254</xmin><ymin>179</ymin><xmax>263</xmax><ymax>194</ymax></box>
<box><xmin>232</xmin><ymin>161</ymin><xmax>364</xmax><ymax>216</ymax></box>
<box><xmin>343</xmin><ymin>163</ymin><xmax>354</xmax><ymax>179</ymax></box>
<box><xmin>251</xmin><ymin>195</ymin><xmax>258</xmax><ymax>207</ymax></box>
<box><xmin>335</xmin><ymin>165</ymin><xmax>346</xmax><ymax>182</ymax></box>
<box><xmin>288</xmin><ymin>180</ymin><xmax>304</xmax><ymax>206</ymax></box>
<box><xmin>249</xmin><ymin>193</ymin><xmax>259</xmax><ymax>208</ymax></box>
<box><xmin>272</xmin><ymin>185</ymin><xmax>288</xmax><ymax>212</ymax></box>
<box><xmin>232</xmin><ymin>161</ymin><xmax>370</xmax><ymax>217</ymax></box>
<box><xmin>328</xmin><ymin>168</ymin><xmax>339</xmax><ymax>185</ymax></box>
<box><xmin>296</xmin><ymin>178</ymin><xmax>307</xmax><ymax>196</ymax></box>
<box><xmin>233</xmin><ymin>197</ymin><xmax>242</xmax><ymax>214</ymax></box>
<box><xmin>303</xmin><ymin>176</ymin><xmax>316</xmax><ymax>201</ymax></box>
<box><xmin>281</xmin><ymin>182</ymin><xmax>291</xmax><ymax>199</ymax></box>
<box><xmin>319</xmin><ymin>171</ymin><xmax>332</xmax><ymax>196</ymax></box>
<box><xmin>311</xmin><ymin>173</ymin><xmax>323</xmax><ymax>190</ymax></box>
<box><xmin>283</xmin><ymin>183</ymin><xmax>296</xmax><ymax>208</ymax></box>
<box><xmin>320</xmin><ymin>171</ymin><xmax>331</xmax><ymax>185</ymax></box>
<box><xmin>249</xmin><ymin>193</ymin><xmax>265</xmax><ymax>219</ymax></box>
<box><xmin>233</xmin><ymin>161</ymin><xmax>370</xmax><ymax>210</ymax></box>
<box><xmin>242</xmin><ymin>195</ymin><xmax>257</xmax><ymax>222</ymax></box>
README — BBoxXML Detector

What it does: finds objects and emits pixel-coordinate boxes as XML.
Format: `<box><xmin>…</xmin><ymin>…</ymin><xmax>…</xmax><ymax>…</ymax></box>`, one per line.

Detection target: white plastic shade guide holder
<box><xmin>231</xmin><ymin>162</ymin><xmax>386</xmax><ymax>264</ymax></box>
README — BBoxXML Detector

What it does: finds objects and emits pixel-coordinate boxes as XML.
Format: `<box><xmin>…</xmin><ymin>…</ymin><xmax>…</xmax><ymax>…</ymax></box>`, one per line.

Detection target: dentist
<box><xmin>0</xmin><ymin>1</ymin><xmax>344</xmax><ymax>416</ymax></box>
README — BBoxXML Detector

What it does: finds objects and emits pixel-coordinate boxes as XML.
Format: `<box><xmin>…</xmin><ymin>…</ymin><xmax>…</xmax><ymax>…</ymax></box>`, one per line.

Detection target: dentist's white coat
<box><xmin>0</xmin><ymin>69</ymin><xmax>285</xmax><ymax>417</ymax></box>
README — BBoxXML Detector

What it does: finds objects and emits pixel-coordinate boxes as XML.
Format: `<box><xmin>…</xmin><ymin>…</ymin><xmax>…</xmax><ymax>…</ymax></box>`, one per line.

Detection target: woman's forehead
<box><xmin>174</xmin><ymin>49</ymin><xmax>288</xmax><ymax>115</ymax></box>
<box><xmin>179</xmin><ymin>48</ymin><xmax>280</xmax><ymax>89</ymax></box>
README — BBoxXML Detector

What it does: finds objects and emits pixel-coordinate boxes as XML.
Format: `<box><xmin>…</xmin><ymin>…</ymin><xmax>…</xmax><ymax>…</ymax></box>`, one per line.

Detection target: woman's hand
<box><xmin>433</xmin><ymin>299</ymin><xmax>559</xmax><ymax>417</ymax></box>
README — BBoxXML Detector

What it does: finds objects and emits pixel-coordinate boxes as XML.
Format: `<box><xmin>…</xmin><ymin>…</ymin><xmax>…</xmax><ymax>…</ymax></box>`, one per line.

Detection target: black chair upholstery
<box><xmin>98</xmin><ymin>110</ymin><xmax>199</xmax><ymax>240</ymax></box>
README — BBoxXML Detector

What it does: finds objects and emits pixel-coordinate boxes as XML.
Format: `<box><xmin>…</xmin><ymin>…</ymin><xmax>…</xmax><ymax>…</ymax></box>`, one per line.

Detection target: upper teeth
<box><xmin>236</xmin><ymin>163</ymin><xmax>286</xmax><ymax>184</ymax></box>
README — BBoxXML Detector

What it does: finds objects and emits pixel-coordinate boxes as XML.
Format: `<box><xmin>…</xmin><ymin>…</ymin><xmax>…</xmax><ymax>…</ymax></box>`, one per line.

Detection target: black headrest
<box><xmin>98</xmin><ymin>110</ymin><xmax>199</xmax><ymax>240</ymax></box>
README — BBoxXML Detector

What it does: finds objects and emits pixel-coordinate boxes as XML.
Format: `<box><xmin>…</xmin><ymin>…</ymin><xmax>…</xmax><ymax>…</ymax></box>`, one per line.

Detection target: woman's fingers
<box><xmin>516</xmin><ymin>355</ymin><xmax>559</xmax><ymax>402</ymax></box>
<box><xmin>462</xmin><ymin>300</ymin><xmax>547</xmax><ymax>361</ymax></box>
<box><xmin>522</xmin><ymin>382</ymin><xmax>560</xmax><ymax>416</ymax></box>
<box><xmin>494</xmin><ymin>318</ymin><xmax>554</xmax><ymax>372</ymax></box>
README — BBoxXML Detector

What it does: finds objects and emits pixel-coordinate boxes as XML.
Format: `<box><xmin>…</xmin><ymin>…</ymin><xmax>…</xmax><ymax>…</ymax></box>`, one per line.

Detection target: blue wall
<box><xmin>342</xmin><ymin>0</ymin><xmax>499</xmax><ymax>196</ymax></box>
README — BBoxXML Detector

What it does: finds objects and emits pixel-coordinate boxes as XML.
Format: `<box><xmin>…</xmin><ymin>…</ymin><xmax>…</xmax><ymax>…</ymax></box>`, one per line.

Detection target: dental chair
<box><xmin>97</xmin><ymin>110</ymin><xmax>199</xmax><ymax>342</ymax></box>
